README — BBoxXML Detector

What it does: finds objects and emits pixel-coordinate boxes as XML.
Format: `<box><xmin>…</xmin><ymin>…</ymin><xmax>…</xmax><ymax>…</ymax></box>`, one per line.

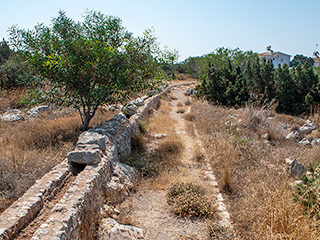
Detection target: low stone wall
<box><xmin>0</xmin><ymin>161</ymin><xmax>71</xmax><ymax>240</ymax></box>
<box><xmin>0</xmin><ymin>82</ymin><xmax>195</xmax><ymax>240</ymax></box>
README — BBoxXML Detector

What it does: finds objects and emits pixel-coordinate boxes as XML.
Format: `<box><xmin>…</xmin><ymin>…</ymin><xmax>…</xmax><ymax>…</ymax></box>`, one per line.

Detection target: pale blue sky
<box><xmin>1</xmin><ymin>0</ymin><xmax>319</xmax><ymax>61</ymax></box>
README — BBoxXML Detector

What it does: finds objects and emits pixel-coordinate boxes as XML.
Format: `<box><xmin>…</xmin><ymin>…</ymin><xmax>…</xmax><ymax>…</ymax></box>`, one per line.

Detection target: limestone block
<box><xmin>98</xmin><ymin>218</ymin><xmax>144</xmax><ymax>240</ymax></box>
<box><xmin>77</xmin><ymin>131</ymin><xmax>107</xmax><ymax>151</ymax></box>
<box><xmin>67</xmin><ymin>147</ymin><xmax>103</xmax><ymax>165</ymax></box>
<box><xmin>122</xmin><ymin>104</ymin><xmax>139</xmax><ymax>117</ymax></box>
<box><xmin>298</xmin><ymin>123</ymin><xmax>315</xmax><ymax>135</ymax></box>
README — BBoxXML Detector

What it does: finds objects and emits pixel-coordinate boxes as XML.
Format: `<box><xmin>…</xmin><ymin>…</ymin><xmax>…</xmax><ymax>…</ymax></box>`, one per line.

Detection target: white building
<box><xmin>258</xmin><ymin>46</ymin><xmax>291</xmax><ymax>68</ymax></box>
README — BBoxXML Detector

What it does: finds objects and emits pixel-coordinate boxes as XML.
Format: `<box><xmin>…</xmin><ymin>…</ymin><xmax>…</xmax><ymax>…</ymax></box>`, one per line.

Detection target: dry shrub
<box><xmin>157</xmin><ymin>135</ymin><xmax>183</xmax><ymax>158</ymax></box>
<box><xmin>191</xmin><ymin>99</ymin><xmax>320</xmax><ymax>239</ymax></box>
<box><xmin>167</xmin><ymin>183</ymin><xmax>215</xmax><ymax>217</ymax></box>
<box><xmin>184</xmin><ymin>99</ymin><xmax>192</xmax><ymax>106</ymax></box>
<box><xmin>0</xmin><ymin>88</ymin><xmax>25</xmax><ymax>110</ymax></box>
<box><xmin>147</xmin><ymin>113</ymin><xmax>176</xmax><ymax>135</ymax></box>
<box><xmin>177</xmin><ymin>102</ymin><xmax>183</xmax><ymax>107</ymax></box>
<box><xmin>176</xmin><ymin>109</ymin><xmax>185</xmax><ymax>114</ymax></box>
<box><xmin>275</xmin><ymin>114</ymin><xmax>305</xmax><ymax>126</ymax></box>
<box><xmin>193</xmin><ymin>145</ymin><xmax>204</xmax><ymax>162</ymax></box>
<box><xmin>183</xmin><ymin>113</ymin><xmax>196</xmax><ymax>121</ymax></box>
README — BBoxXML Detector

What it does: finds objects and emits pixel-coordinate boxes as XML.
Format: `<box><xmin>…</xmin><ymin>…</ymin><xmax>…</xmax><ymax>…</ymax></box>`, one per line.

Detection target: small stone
<box><xmin>311</xmin><ymin>138</ymin><xmax>320</xmax><ymax>146</ymax></box>
<box><xmin>98</xmin><ymin>218</ymin><xmax>144</xmax><ymax>240</ymax></box>
<box><xmin>227</xmin><ymin>115</ymin><xmax>236</xmax><ymax>119</ymax></box>
<box><xmin>153</xmin><ymin>133</ymin><xmax>169</xmax><ymax>139</ymax></box>
<box><xmin>1</xmin><ymin>113</ymin><xmax>24</xmax><ymax>122</ymax></box>
<box><xmin>286</xmin><ymin>158</ymin><xmax>306</xmax><ymax>179</ymax></box>
<box><xmin>298</xmin><ymin>123</ymin><xmax>315</xmax><ymax>135</ymax></box>
<box><xmin>286</xmin><ymin>131</ymin><xmax>300</xmax><ymax>141</ymax></box>
<box><xmin>298</xmin><ymin>138</ymin><xmax>311</xmax><ymax>146</ymax></box>
<box><xmin>28</xmin><ymin>105</ymin><xmax>51</xmax><ymax>117</ymax></box>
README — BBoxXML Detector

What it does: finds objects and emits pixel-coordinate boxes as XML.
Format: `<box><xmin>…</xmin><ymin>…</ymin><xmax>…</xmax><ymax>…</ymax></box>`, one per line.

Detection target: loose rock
<box><xmin>285</xmin><ymin>158</ymin><xmax>306</xmax><ymax>179</ymax></box>
<box><xmin>298</xmin><ymin>138</ymin><xmax>311</xmax><ymax>146</ymax></box>
<box><xmin>286</xmin><ymin>131</ymin><xmax>300</xmax><ymax>141</ymax></box>
<box><xmin>98</xmin><ymin>218</ymin><xmax>144</xmax><ymax>240</ymax></box>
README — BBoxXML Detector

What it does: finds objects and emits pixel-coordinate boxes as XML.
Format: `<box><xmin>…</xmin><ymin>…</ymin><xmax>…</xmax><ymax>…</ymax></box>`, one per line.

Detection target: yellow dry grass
<box><xmin>191</xmin><ymin>100</ymin><xmax>320</xmax><ymax>239</ymax></box>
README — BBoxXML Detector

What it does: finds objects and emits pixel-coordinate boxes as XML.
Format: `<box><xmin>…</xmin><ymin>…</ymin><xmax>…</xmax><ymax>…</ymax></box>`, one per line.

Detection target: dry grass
<box><xmin>191</xmin><ymin>100</ymin><xmax>320</xmax><ymax>239</ymax></box>
<box><xmin>124</xmin><ymin>98</ymin><xmax>183</xmax><ymax>185</ymax></box>
<box><xmin>0</xmin><ymin>108</ymin><xmax>116</xmax><ymax>213</ymax></box>
<box><xmin>0</xmin><ymin>88</ymin><xmax>25</xmax><ymax>111</ymax></box>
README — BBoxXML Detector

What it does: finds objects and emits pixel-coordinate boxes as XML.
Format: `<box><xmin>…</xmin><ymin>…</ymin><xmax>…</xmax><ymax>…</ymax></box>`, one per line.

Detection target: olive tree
<box><xmin>9</xmin><ymin>10</ymin><xmax>172</xmax><ymax>130</ymax></box>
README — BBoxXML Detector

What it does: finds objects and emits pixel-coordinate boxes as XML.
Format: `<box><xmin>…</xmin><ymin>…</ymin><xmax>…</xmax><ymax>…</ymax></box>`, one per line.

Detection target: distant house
<box><xmin>313</xmin><ymin>51</ymin><xmax>320</xmax><ymax>67</ymax></box>
<box><xmin>258</xmin><ymin>46</ymin><xmax>291</xmax><ymax>68</ymax></box>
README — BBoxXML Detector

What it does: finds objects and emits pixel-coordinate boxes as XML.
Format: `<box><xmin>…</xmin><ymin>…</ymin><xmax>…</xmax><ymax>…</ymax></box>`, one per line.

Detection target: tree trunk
<box><xmin>81</xmin><ymin>116</ymin><xmax>91</xmax><ymax>131</ymax></box>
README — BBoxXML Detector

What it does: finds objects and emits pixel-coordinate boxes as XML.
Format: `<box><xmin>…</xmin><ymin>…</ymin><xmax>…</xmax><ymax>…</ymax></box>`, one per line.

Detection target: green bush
<box><xmin>294</xmin><ymin>163</ymin><xmax>320</xmax><ymax>219</ymax></box>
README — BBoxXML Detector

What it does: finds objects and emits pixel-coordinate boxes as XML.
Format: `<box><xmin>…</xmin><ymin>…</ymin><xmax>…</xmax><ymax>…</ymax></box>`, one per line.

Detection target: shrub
<box><xmin>167</xmin><ymin>183</ymin><xmax>215</xmax><ymax>217</ymax></box>
<box><xmin>176</xmin><ymin>109</ymin><xmax>185</xmax><ymax>114</ymax></box>
<box><xmin>294</xmin><ymin>163</ymin><xmax>320</xmax><ymax>218</ymax></box>
<box><xmin>183</xmin><ymin>113</ymin><xmax>196</xmax><ymax>121</ymax></box>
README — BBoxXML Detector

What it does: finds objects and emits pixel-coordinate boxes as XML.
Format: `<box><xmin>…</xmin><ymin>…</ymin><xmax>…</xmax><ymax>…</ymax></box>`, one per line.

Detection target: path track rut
<box><xmin>119</xmin><ymin>85</ymin><xmax>231</xmax><ymax>239</ymax></box>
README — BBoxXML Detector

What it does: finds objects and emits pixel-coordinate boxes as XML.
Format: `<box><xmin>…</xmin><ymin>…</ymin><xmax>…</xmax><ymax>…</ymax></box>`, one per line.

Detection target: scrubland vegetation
<box><xmin>0</xmin><ymin>88</ymin><xmax>117</xmax><ymax>213</ymax></box>
<box><xmin>192</xmin><ymin>100</ymin><xmax>320</xmax><ymax>239</ymax></box>
<box><xmin>1</xmin><ymin>8</ymin><xmax>320</xmax><ymax>238</ymax></box>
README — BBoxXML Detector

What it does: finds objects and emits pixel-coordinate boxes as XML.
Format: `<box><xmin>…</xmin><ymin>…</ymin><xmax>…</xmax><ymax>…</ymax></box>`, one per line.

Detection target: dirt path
<box><xmin>119</xmin><ymin>85</ymin><xmax>227</xmax><ymax>239</ymax></box>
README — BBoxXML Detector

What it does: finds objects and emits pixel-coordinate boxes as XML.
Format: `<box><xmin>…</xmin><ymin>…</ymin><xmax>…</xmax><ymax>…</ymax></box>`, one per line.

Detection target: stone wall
<box><xmin>0</xmin><ymin>82</ymin><xmax>195</xmax><ymax>240</ymax></box>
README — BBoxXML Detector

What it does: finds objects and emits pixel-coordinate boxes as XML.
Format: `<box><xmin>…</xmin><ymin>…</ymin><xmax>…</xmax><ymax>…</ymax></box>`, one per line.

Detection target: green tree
<box><xmin>290</xmin><ymin>54</ymin><xmax>314</xmax><ymax>68</ymax></box>
<box><xmin>0</xmin><ymin>54</ymin><xmax>32</xmax><ymax>88</ymax></box>
<box><xmin>0</xmin><ymin>38</ymin><xmax>11</xmax><ymax>65</ymax></box>
<box><xmin>274</xmin><ymin>64</ymin><xmax>296</xmax><ymax>114</ymax></box>
<box><xmin>9</xmin><ymin>10</ymin><xmax>172</xmax><ymax>130</ymax></box>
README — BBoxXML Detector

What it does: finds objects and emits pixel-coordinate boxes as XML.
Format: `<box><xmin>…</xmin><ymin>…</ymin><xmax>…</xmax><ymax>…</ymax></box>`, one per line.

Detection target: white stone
<box><xmin>298</xmin><ymin>138</ymin><xmax>311</xmax><ymax>146</ymax></box>
<box><xmin>98</xmin><ymin>218</ymin><xmax>144</xmax><ymax>240</ymax></box>
<box><xmin>298</xmin><ymin>123</ymin><xmax>315</xmax><ymax>135</ymax></box>
<box><xmin>67</xmin><ymin>148</ymin><xmax>103</xmax><ymax>165</ymax></box>
<box><xmin>28</xmin><ymin>105</ymin><xmax>51</xmax><ymax>117</ymax></box>
<box><xmin>78</xmin><ymin>131</ymin><xmax>107</xmax><ymax>151</ymax></box>
<box><xmin>153</xmin><ymin>133</ymin><xmax>169</xmax><ymax>139</ymax></box>
<box><xmin>286</xmin><ymin>131</ymin><xmax>300</xmax><ymax>141</ymax></box>
<box><xmin>311</xmin><ymin>138</ymin><xmax>320</xmax><ymax>146</ymax></box>
<box><xmin>122</xmin><ymin>104</ymin><xmax>139</xmax><ymax>116</ymax></box>
<box><xmin>1</xmin><ymin>113</ymin><xmax>24</xmax><ymax>122</ymax></box>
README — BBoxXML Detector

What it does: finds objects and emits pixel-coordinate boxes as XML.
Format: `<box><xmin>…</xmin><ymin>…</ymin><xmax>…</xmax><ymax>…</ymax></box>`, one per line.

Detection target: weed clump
<box><xmin>177</xmin><ymin>102</ymin><xmax>183</xmax><ymax>107</ymax></box>
<box><xmin>176</xmin><ymin>109</ymin><xmax>185</xmax><ymax>114</ymax></box>
<box><xmin>184</xmin><ymin>113</ymin><xmax>196</xmax><ymax>121</ymax></box>
<box><xmin>167</xmin><ymin>183</ymin><xmax>215</xmax><ymax>217</ymax></box>
<box><xmin>157</xmin><ymin>136</ymin><xmax>183</xmax><ymax>156</ymax></box>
